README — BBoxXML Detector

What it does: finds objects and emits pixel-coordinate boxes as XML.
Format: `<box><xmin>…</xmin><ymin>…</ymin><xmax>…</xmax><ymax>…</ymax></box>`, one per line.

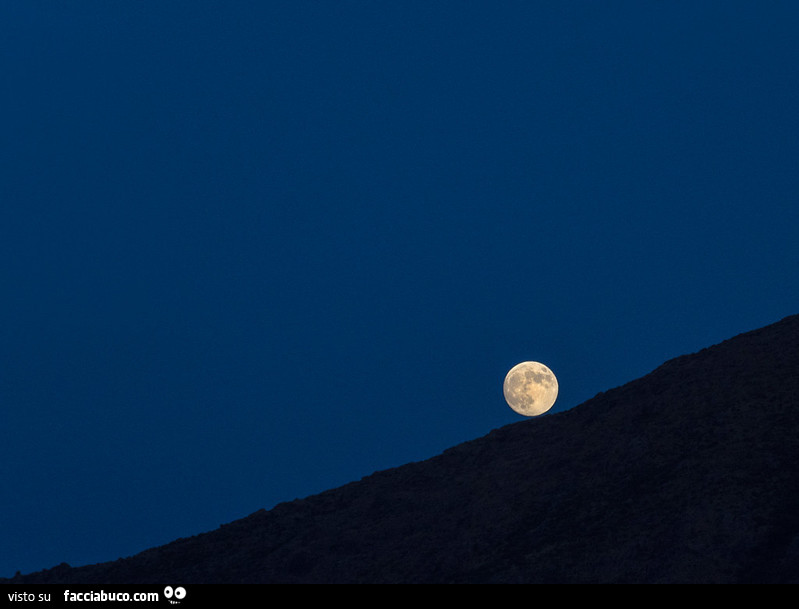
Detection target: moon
<box><xmin>503</xmin><ymin>361</ymin><xmax>558</xmax><ymax>417</ymax></box>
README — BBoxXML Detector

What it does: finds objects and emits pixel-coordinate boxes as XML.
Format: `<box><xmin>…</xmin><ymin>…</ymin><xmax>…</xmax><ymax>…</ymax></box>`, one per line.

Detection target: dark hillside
<box><xmin>6</xmin><ymin>314</ymin><xmax>799</xmax><ymax>583</ymax></box>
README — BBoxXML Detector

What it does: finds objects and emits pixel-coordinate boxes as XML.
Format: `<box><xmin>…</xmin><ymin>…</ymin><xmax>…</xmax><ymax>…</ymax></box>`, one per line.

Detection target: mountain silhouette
<box><xmin>5</xmin><ymin>314</ymin><xmax>799</xmax><ymax>584</ymax></box>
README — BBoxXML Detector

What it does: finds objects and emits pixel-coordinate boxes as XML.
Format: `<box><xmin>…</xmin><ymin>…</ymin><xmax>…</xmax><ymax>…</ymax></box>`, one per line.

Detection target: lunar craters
<box><xmin>503</xmin><ymin>361</ymin><xmax>558</xmax><ymax>416</ymax></box>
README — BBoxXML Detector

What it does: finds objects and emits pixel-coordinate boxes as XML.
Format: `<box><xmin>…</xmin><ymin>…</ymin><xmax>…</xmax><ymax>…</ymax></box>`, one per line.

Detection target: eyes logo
<box><xmin>163</xmin><ymin>586</ymin><xmax>186</xmax><ymax>604</ymax></box>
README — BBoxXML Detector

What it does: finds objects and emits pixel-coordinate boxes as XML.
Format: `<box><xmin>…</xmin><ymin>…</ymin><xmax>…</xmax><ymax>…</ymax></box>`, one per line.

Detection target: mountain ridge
<box><xmin>5</xmin><ymin>313</ymin><xmax>799</xmax><ymax>583</ymax></box>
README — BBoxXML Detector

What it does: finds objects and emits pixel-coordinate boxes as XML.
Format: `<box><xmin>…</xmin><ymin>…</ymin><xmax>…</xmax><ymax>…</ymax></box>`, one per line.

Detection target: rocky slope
<box><xmin>5</xmin><ymin>314</ymin><xmax>799</xmax><ymax>583</ymax></box>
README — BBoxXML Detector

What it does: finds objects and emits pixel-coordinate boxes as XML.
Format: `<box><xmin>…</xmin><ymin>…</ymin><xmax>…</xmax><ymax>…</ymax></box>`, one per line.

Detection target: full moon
<box><xmin>503</xmin><ymin>361</ymin><xmax>558</xmax><ymax>417</ymax></box>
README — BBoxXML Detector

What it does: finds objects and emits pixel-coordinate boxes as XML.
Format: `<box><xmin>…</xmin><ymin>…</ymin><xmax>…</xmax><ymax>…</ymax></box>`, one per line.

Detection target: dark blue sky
<box><xmin>2</xmin><ymin>2</ymin><xmax>798</xmax><ymax>577</ymax></box>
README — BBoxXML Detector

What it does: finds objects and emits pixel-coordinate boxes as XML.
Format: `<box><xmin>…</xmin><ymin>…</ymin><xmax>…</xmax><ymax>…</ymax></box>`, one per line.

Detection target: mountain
<box><xmin>5</xmin><ymin>314</ymin><xmax>799</xmax><ymax>584</ymax></box>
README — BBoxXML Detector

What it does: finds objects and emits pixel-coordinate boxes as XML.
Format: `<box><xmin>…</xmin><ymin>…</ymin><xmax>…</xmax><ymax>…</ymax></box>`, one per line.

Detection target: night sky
<box><xmin>2</xmin><ymin>2</ymin><xmax>798</xmax><ymax>578</ymax></box>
